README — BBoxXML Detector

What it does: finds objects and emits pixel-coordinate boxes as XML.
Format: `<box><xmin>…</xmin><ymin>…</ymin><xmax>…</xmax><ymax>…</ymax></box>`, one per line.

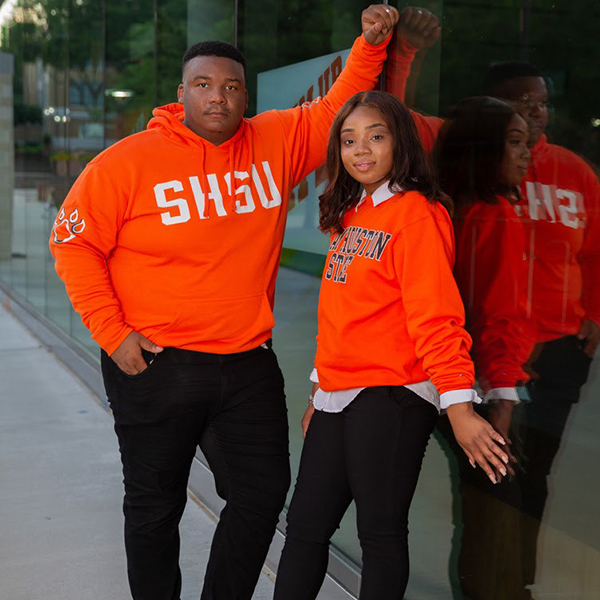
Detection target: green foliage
<box><xmin>2</xmin><ymin>0</ymin><xmax>597</xmax><ymax>161</ymax></box>
<box><xmin>50</xmin><ymin>150</ymin><xmax>72</xmax><ymax>162</ymax></box>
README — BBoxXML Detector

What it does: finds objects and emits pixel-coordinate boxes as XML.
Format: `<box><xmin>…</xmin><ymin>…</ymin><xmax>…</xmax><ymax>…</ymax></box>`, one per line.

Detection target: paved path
<box><xmin>0</xmin><ymin>303</ymin><xmax>275</xmax><ymax>600</ymax></box>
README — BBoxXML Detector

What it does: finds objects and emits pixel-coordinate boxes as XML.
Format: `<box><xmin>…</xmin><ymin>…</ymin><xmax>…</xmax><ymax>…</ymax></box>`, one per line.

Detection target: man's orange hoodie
<box><xmin>49</xmin><ymin>35</ymin><xmax>389</xmax><ymax>356</ymax></box>
<box><xmin>515</xmin><ymin>135</ymin><xmax>600</xmax><ymax>341</ymax></box>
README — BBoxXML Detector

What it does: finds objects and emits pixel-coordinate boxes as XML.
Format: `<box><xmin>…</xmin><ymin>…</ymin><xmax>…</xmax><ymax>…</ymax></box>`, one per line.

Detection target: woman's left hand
<box><xmin>301</xmin><ymin>404</ymin><xmax>315</xmax><ymax>439</ymax></box>
<box><xmin>447</xmin><ymin>402</ymin><xmax>509</xmax><ymax>484</ymax></box>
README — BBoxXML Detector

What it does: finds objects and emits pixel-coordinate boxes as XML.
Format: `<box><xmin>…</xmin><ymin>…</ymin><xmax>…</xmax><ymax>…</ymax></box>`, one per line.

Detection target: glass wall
<box><xmin>1</xmin><ymin>1</ymin><xmax>598</xmax><ymax>598</ymax></box>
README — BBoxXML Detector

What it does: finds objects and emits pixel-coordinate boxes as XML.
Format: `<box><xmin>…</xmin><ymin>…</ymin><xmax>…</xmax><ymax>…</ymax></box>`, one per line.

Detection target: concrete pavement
<box><xmin>0</xmin><ymin>302</ymin><xmax>275</xmax><ymax>600</ymax></box>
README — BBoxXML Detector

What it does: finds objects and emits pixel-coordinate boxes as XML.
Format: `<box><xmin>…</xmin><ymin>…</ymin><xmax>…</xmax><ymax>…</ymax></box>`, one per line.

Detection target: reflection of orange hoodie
<box><xmin>387</xmin><ymin>41</ymin><xmax>600</xmax><ymax>342</ymax></box>
<box><xmin>50</xmin><ymin>35</ymin><xmax>390</xmax><ymax>355</ymax></box>
<box><xmin>454</xmin><ymin>198</ymin><xmax>535</xmax><ymax>393</ymax></box>
<box><xmin>515</xmin><ymin>135</ymin><xmax>600</xmax><ymax>341</ymax></box>
<box><xmin>385</xmin><ymin>36</ymin><xmax>442</xmax><ymax>154</ymax></box>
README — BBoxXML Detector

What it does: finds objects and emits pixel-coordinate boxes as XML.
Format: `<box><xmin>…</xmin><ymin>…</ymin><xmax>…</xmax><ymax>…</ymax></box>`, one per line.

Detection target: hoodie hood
<box><xmin>530</xmin><ymin>133</ymin><xmax>549</xmax><ymax>159</ymax></box>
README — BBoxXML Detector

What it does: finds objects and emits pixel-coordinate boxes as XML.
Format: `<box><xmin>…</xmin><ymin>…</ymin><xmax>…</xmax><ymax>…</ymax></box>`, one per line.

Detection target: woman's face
<box><xmin>340</xmin><ymin>105</ymin><xmax>394</xmax><ymax>195</ymax></box>
<box><xmin>498</xmin><ymin>113</ymin><xmax>530</xmax><ymax>188</ymax></box>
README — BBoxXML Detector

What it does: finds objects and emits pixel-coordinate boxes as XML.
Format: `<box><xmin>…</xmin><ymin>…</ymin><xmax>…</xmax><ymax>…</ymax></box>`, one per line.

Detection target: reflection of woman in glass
<box><xmin>273</xmin><ymin>91</ymin><xmax>509</xmax><ymax>600</ymax></box>
<box><xmin>438</xmin><ymin>96</ymin><xmax>534</xmax><ymax>440</ymax></box>
<box><xmin>435</xmin><ymin>96</ymin><xmax>535</xmax><ymax>600</ymax></box>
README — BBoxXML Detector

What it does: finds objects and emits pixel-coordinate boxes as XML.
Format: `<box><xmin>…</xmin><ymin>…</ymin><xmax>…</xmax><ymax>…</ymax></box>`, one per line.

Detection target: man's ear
<box><xmin>245</xmin><ymin>89</ymin><xmax>249</xmax><ymax>111</ymax></box>
<box><xmin>177</xmin><ymin>83</ymin><xmax>184</xmax><ymax>103</ymax></box>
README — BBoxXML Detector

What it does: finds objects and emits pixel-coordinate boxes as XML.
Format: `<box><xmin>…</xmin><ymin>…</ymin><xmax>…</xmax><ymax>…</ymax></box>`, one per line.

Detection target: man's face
<box><xmin>495</xmin><ymin>76</ymin><xmax>549</xmax><ymax>147</ymax></box>
<box><xmin>178</xmin><ymin>55</ymin><xmax>248</xmax><ymax>146</ymax></box>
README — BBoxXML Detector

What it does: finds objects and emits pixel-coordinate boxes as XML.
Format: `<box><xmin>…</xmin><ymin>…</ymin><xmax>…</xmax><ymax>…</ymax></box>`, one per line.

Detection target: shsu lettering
<box><xmin>154</xmin><ymin>161</ymin><xmax>282</xmax><ymax>224</ymax></box>
<box><xmin>518</xmin><ymin>182</ymin><xmax>586</xmax><ymax>229</ymax></box>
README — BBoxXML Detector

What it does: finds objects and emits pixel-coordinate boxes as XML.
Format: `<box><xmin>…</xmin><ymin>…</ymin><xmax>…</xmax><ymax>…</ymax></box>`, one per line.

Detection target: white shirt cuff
<box><xmin>440</xmin><ymin>388</ymin><xmax>482</xmax><ymax>410</ymax></box>
<box><xmin>484</xmin><ymin>387</ymin><xmax>520</xmax><ymax>403</ymax></box>
<box><xmin>310</xmin><ymin>368</ymin><xmax>319</xmax><ymax>383</ymax></box>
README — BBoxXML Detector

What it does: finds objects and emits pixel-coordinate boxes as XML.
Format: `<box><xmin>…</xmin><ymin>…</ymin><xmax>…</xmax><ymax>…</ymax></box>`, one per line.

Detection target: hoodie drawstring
<box><xmin>199</xmin><ymin>142</ymin><xmax>210</xmax><ymax>219</ymax></box>
<box><xmin>229</xmin><ymin>144</ymin><xmax>236</xmax><ymax>214</ymax></box>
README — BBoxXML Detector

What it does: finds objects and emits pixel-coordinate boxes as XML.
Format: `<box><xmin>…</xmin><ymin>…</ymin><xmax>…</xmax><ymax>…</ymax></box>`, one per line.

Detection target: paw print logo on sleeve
<box><xmin>52</xmin><ymin>207</ymin><xmax>86</xmax><ymax>244</ymax></box>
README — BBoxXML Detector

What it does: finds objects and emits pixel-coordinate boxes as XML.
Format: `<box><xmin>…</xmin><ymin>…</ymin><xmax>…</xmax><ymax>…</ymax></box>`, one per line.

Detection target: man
<box><xmin>49</xmin><ymin>6</ymin><xmax>399</xmax><ymax>600</ymax></box>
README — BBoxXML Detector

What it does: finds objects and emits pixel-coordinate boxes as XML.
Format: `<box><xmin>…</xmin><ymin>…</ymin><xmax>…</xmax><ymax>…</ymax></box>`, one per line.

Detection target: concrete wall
<box><xmin>0</xmin><ymin>52</ymin><xmax>14</xmax><ymax>260</ymax></box>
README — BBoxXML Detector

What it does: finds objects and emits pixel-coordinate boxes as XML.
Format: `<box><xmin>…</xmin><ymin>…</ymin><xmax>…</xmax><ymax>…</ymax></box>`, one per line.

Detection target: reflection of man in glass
<box><xmin>482</xmin><ymin>61</ymin><xmax>600</xmax><ymax>595</ymax></box>
<box><xmin>49</xmin><ymin>5</ymin><xmax>399</xmax><ymax>600</ymax></box>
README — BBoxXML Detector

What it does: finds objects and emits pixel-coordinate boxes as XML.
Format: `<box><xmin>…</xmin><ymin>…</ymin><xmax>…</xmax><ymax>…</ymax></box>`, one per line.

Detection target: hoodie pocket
<box><xmin>155</xmin><ymin>293</ymin><xmax>275</xmax><ymax>347</ymax></box>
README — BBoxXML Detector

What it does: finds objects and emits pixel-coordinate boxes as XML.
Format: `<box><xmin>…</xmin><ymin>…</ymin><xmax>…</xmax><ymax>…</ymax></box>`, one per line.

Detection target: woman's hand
<box><xmin>301</xmin><ymin>382</ymin><xmax>319</xmax><ymax>438</ymax></box>
<box><xmin>301</xmin><ymin>404</ymin><xmax>315</xmax><ymax>439</ymax></box>
<box><xmin>447</xmin><ymin>402</ymin><xmax>509</xmax><ymax>484</ymax></box>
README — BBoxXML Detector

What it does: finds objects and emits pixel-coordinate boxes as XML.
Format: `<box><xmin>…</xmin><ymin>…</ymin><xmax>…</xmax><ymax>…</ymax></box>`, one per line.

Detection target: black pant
<box><xmin>101</xmin><ymin>342</ymin><xmax>290</xmax><ymax>600</ymax></box>
<box><xmin>446</xmin><ymin>335</ymin><xmax>592</xmax><ymax>600</ymax></box>
<box><xmin>273</xmin><ymin>386</ymin><xmax>438</xmax><ymax>600</ymax></box>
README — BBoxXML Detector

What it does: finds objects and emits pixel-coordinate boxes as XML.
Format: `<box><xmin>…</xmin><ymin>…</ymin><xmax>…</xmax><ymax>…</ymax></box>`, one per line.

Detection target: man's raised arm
<box><xmin>271</xmin><ymin>4</ymin><xmax>399</xmax><ymax>186</ymax></box>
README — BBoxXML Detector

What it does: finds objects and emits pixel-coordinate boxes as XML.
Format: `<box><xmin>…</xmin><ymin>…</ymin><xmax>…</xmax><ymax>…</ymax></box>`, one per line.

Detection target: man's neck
<box><xmin>182</xmin><ymin>119</ymin><xmax>238</xmax><ymax>146</ymax></box>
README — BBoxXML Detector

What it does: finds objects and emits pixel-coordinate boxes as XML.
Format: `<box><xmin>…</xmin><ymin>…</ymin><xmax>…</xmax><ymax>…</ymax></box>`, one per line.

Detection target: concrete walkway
<box><xmin>0</xmin><ymin>303</ymin><xmax>275</xmax><ymax>600</ymax></box>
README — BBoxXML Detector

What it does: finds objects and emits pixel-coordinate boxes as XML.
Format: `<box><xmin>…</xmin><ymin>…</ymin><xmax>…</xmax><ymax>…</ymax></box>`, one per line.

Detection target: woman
<box><xmin>435</xmin><ymin>96</ymin><xmax>535</xmax><ymax>600</ymax></box>
<box><xmin>273</xmin><ymin>91</ymin><xmax>509</xmax><ymax>600</ymax></box>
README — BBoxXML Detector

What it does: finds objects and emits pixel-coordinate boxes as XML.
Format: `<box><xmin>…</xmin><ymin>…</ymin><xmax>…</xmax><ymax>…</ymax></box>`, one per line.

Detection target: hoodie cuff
<box><xmin>358</xmin><ymin>30</ymin><xmax>393</xmax><ymax>53</ymax></box>
<box><xmin>93</xmin><ymin>322</ymin><xmax>134</xmax><ymax>356</ymax></box>
<box><xmin>399</xmin><ymin>36</ymin><xmax>419</xmax><ymax>57</ymax></box>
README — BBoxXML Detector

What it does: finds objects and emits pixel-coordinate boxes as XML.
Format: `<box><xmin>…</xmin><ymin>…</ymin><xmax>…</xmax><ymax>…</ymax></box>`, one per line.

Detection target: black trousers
<box><xmin>273</xmin><ymin>386</ymin><xmax>438</xmax><ymax>600</ymax></box>
<box><xmin>101</xmin><ymin>342</ymin><xmax>290</xmax><ymax>600</ymax></box>
<box><xmin>446</xmin><ymin>335</ymin><xmax>592</xmax><ymax>600</ymax></box>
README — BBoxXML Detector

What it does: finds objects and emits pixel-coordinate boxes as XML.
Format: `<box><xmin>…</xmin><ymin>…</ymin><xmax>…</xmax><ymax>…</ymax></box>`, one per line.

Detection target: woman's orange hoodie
<box><xmin>315</xmin><ymin>189</ymin><xmax>475</xmax><ymax>395</ymax></box>
<box><xmin>49</xmin><ymin>35</ymin><xmax>390</xmax><ymax>355</ymax></box>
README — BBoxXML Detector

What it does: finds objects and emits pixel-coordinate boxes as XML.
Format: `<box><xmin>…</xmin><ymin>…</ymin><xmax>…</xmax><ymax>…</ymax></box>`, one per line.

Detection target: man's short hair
<box><xmin>482</xmin><ymin>61</ymin><xmax>544</xmax><ymax>94</ymax></box>
<box><xmin>182</xmin><ymin>41</ymin><xmax>247</xmax><ymax>76</ymax></box>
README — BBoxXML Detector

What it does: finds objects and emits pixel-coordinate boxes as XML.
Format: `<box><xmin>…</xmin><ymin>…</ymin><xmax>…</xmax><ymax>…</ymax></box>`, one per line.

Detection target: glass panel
<box><xmin>156</xmin><ymin>1</ymin><xmax>186</xmax><ymax>106</ymax></box>
<box><xmin>384</xmin><ymin>1</ymin><xmax>600</xmax><ymax>598</ymax></box>
<box><xmin>187</xmin><ymin>0</ymin><xmax>235</xmax><ymax>46</ymax></box>
<box><xmin>24</xmin><ymin>186</ymin><xmax>46</xmax><ymax>312</ymax></box>
<box><xmin>0</xmin><ymin>48</ymin><xmax>14</xmax><ymax>287</ymax></box>
<box><xmin>243</xmin><ymin>0</ymin><xmax>380</xmax><ymax>569</ymax></box>
<box><xmin>45</xmin><ymin>204</ymin><xmax>71</xmax><ymax>333</ymax></box>
<box><xmin>0</xmin><ymin>0</ymin><xmax>69</xmax><ymax>312</ymax></box>
<box><xmin>104</xmin><ymin>0</ymin><xmax>155</xmax><ymax>140</ymax></box>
